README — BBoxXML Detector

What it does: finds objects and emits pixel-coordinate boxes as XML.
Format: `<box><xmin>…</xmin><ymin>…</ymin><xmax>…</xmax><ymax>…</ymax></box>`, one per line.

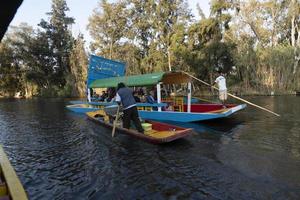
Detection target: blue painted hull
<box><xmin>69</xmin><ymin>100</ymin><xmax>87</xmax><ymax>105</ymax></box>
<box><xmin>67</xmin><ymin>102</ymin><xmax>246</xmax><ymax>122</ymax></box>
<box><xmin>66</xmin><ymin>104</ymin><xmax>100</xmax><ymax>113</ymax></box>
<box><xmin>138</xmin><ymin>104</ymin><xmax>246</xmax><ymax>122</ymax></box>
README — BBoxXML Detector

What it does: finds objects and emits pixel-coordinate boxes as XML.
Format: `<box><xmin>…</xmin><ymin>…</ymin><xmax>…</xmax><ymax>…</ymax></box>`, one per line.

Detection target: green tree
<box><xmin>68</xmin><ymin>34</ymin><xmax>88</xmax><ymax>97</ymax></box>
<box><xmin>187</xmin><ymin>0</ymin><xmax>236</xmax><ymax>85</ymax></box>
<box><xmin>88</xmin><ymin>0</ymin><xmax>128</xmax><ymax>59</ymax></box>
<box><xmin>126</xmin><ymin>0</ymin><xmax>156</xmax><ymax>72</ymax></box>
<box><xmin>154</xmin><ymin>0</ymin><xmax>191</xmax><ymax>71</ymax></box>
<box><xmin>0</xmin><ymin>40</ymin><xmax>22</xmax><ymax>97</ymax></box>
<box><xmin>4</xmin><ymin>23</ymin><xmax>39</xmax><ymax>97</ymax></box>
<box><xmin>38</xmin><ymin>0</ymin><xmax>75</xmax><ymax>87</ymax></box>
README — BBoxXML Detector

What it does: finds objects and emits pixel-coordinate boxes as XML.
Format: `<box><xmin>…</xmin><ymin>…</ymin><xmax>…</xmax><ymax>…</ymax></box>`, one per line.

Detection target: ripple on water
<box><xmin>0</xmin><ymin>98</ymin><xmax>300</xmax><ymax>199</ymax></box>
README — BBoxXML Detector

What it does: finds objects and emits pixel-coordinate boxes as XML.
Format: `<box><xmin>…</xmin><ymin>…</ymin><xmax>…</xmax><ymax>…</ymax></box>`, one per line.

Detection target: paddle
<box><xmin>183</xmin><ymin>71</ymin><xmax>280</xmax><ymax>117</ymax></box>
<box><xmin>112</xmin><ymin>105</ymin><xmax>120</xmax><ymax>137</ymax></box>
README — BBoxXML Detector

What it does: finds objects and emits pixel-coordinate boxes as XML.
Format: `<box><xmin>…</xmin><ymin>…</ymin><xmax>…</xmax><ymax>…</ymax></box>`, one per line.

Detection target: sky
<box><xmin>10</xmin><ymin>0</ymin><xmax>210</xmax><ymax>43</ymax></box>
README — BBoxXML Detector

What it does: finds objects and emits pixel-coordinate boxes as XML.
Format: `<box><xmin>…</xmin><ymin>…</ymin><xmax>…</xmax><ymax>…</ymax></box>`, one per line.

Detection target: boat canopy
<box><xmin>88</xmin><ymin>71</ymin><xmax>191</xmax><ymax>88</ymax></box>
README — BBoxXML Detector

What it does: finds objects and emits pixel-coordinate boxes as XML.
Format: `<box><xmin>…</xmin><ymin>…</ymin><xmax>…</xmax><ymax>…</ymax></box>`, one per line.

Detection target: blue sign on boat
<box><xmin>87</xmin><ymin>55</ymin><xmax>126</xmax><ymax>86</ymax></box>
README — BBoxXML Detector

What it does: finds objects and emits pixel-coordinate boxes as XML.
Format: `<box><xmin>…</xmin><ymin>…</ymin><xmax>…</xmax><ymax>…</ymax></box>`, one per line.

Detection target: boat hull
<box><xmin>138</xmin><ymin>104</ymin><xmax>247</xmax><ymax>122</ymax></box>
<box><xmin>69</xmin><ymin>100</ymin><xmax>86</xmax><ymax>105</ymax></box>
<box><xmin>86</xmin><ymin>111</ymin><xmax>192</xmax><ymax>144</ymax></box>
<box><xmin>66</xmin><ymin>104</ymin><xmax>100</xmax><ymax>113</ymax></box>
<box><xmin>71</xmin><ymin>103</ymin><xmax>246</xmax><ymax>121</ymax></box>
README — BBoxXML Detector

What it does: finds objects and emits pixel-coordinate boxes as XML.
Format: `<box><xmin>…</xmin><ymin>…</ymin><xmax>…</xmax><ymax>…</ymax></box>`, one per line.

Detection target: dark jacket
<box><xmin>146</xmin><ymin>95</ymin><xmax>156</xmax><ymax>104</ymax></box>
<box><xmin>117</xmin><ymin>87</ymin><xmax>136</xmax><ymax>109</ymax></box>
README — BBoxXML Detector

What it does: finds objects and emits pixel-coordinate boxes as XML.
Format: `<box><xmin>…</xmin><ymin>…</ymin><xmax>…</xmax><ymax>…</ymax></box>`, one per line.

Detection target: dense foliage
<box><xmin>0</xmin><ymin>0</ymin><xmax>299</xmax><ymax>97</ymax></box>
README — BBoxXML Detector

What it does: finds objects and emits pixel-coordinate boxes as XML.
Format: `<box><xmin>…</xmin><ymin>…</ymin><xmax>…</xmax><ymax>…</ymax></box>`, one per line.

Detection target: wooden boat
<box><xmin>86</xmin><ymin>110</ymin><xmax>193</xmax><ymax>144</ymax></box>
<box><xmin>0</xmin><ymin>146</ymin><xmax>28</xmax><ymax>200</ymax></box>
<box><xmin>87</xmin><ymin>71</ymin><xmax>246</xmax><ymax>122</ymax></box>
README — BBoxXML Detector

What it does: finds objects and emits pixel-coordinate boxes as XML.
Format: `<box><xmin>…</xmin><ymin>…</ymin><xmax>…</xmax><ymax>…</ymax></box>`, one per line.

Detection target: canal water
<box><xmin>0</xmin><ymin>96</ymin><xmax>299</xmax><ymax>199</ymax></box>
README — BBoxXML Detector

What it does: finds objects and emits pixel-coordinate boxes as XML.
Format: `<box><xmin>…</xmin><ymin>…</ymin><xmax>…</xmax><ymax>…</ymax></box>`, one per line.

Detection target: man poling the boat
<box><xmin>115</xmin><ymin>82</ymin><xmax>144</xmax><ymax>133</ymax></box>
<box><xmin>182</xmin><ymin>71</ymin><xmax>280</xmax><ymax>117</ymax></box>
<box><xmin>214</xmin><ymin>71</ymin><xmax>227</xmax><ymax>106</ymax></box>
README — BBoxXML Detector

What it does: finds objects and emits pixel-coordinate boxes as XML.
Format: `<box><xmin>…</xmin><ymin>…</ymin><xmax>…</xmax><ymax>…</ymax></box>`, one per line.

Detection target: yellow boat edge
<box><xmin>0</xmin><ymin>146</ymin><xmax>28</xmax><ymax>200</ymax></box>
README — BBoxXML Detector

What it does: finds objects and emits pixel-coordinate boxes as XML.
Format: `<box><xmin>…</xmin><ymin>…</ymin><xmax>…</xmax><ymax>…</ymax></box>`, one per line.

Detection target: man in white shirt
<box><xmin>214</xmin><ymin>72</ymin><xmax>227</xmax><ymax>105</ymax></box>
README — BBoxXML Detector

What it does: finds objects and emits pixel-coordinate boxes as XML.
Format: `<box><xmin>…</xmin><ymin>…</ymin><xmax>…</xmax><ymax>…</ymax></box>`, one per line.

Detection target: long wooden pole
<box><xmin>112</xmin><ymin>105</ymin><xmax>120</xmax><ymax>137</ymax></box>
<box><xmin>183</xmin><ymin>72</ymin><xmax>280</xmax><ymax>117</ymax></box>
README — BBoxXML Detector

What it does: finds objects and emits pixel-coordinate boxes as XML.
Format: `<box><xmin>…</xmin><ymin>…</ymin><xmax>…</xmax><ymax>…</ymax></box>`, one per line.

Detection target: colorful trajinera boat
<box><xmin>86</xmin><ymin>109</ymin><xmax>193</xmax><ymax>144</ymax></box>
<box><xmin>87</xmin><ymin>71</ymin><xmax>246</xmax><ymax>122</ymax></box>
<box><xmin>0</xmin><ymin>146</ymin><xmax>28</xmax><ymax>200</ymax></box>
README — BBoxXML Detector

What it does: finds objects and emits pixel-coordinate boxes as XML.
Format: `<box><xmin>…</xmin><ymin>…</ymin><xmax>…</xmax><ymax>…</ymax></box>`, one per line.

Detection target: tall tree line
<box><xmin>0</xmin><ymin>0</ymin><xmax>87</xmax><ymax>97</ymax></box>
<box><xmin>88</xmin><ymin>0</ymin><xmax>300</xmax><ymax>94</ymax></box>
<box><xmin>0</xmin><ymin>0</ymin><xmax>299</xmax><ymax>97</ymax></box>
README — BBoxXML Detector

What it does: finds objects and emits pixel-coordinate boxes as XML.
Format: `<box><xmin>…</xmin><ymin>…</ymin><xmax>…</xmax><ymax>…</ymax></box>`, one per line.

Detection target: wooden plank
<box><xmin>0</xmin><ymin>146</ymin><xmax>28</xmax><ymax>200</ymax></box>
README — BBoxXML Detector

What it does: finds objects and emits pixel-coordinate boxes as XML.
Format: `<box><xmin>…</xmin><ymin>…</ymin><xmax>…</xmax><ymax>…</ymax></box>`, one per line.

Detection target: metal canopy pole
<box><xmin>87</xmin><ymin>88</ymin><xmax>91</xmax><ymax>102</ymax></box>
<box><xmin>156</xmin><ymin>83</ymin><xmax>162</xmax><ymax>112</ymax></box>
<box><xmin>187</xmin><ymin>82</ymin><xmax>191</xmax><ymax>113</ymax></box>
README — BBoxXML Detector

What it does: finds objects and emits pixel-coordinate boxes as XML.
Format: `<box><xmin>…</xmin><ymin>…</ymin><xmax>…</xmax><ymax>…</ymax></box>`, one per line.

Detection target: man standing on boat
<box><xmin>115</xmin><ymin>82</ymin><xmax>144</xmax><ymax>133</ymax></box>
<box><xmin>214</xmin><ymin>71</ymin><xmax>227</xmax><ymax>106</ymax></box>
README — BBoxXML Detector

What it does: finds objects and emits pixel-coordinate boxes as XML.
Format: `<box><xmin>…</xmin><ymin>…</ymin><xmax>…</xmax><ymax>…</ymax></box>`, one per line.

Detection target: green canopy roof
<box><xmin>89</xmin><ymin>72</ymin><xmax>164</xmax><ymax>88</ymax></box>
<box><xmin>88</xmin><ymin>71</ymin><xmax>191</xmax><ymax>88</ymax></box>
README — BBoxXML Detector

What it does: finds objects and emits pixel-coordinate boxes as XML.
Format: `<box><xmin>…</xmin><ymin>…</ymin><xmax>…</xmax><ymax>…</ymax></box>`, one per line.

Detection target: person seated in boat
<box><xmin>146</xmin><ymin>90</ymin><xmax>156</xmax><ymax>104</ymax></box>
<box><xmin>140</xmin><ymin>94</ymin><xmax>146</xmax><ymax>103</ymax></box>
<box><xmin>137</xmin><ymin>87</ymin><xmax>145</xmax><ymax>96</ymax></box>
<box><xmin>99</xmin><ymin>90</ymin><xmax>108</xmax><ymax>101</ymax></box>
<box><xmin>146</xmin><ymin>90</ymin><xmax>159</xmax><ymax>111</ymax></box>
<box><xmin>161</xmin><ymin>89</ymin><xmax>167</xmax><ymax>99</ymax></box>
<box><xmin>116</xmin><ymin>82</ymin><xmax>144</xmax><ymax>133</ymax></box>
<box><xmin>214</xmin><ymin>71</ymin><xmax>227</xmax><ymax>107</ymax></box>
<box><xmin>92</xmin><ymin>92</ymin><xmax>99</xmax><ymax>101</ymax></box>
<box><xmin>106</xmin><ymin>87</ymin><xmax>116</xmax><ymax>102</ymax></box>
<box><xmin>133</xmin><ymin>91</ymin><xmax>141</xmax><ymax>102</ymax></box>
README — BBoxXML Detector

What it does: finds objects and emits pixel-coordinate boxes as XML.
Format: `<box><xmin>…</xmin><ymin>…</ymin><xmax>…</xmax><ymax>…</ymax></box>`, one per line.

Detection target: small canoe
<box><xmin>86</xmin><ymin>110</ymin><xmax>193</xmax><ymax>144</ymax></box>
<box><xmin>0</xmin><ymin>146</ymin><xmax>28</xmax><ymax>200</ymax></box>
